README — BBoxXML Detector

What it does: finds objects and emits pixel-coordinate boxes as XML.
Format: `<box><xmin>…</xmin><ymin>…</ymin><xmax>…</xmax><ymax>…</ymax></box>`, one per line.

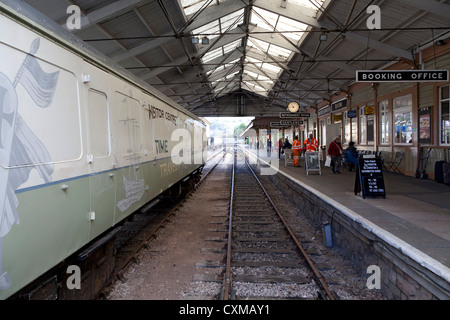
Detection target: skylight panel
<box><xmin>246</xmin><ymin>57</ymin><xmax>263</xmax><ymax>68</ymax></box>
<box><xmin>226</xmin><ymin>70</ymin><xmax>240</xmax><ymax>80</ymax></box>
<box><xmin>277</xmin><ymin>16</ymin><xmax>308</xmax><ymax>41</ymax></box>
<box><xmin>207</xmin><ymin>65</ymin><xmax>224</xmax><ymax>76</ymax></box>
<box><xmin>192</xmin><ymin>20</ymin><xmax>220</xmax><ymax>40</ymax></box>
<box><xmin>180</xmin><ymin>0</ymin><xmax>225</xmax><ymax>17</ymax></box>
<box><xmin>251</xmin><ymin>7</ymin><xmax>278</xmax><ymax>31</ymax></box>
<box><xmin>224</xmin><ymin>58</ymin><xmax>241</xmax><ymax>69</ymax></box>
<box><xmin>243</xmin><ymin>81</ymin><xmax>267</xmax><ymax>95</ymax></box>
<box><xmin>248</xmin><ymin>38</ymin><xmax>270</xmax><ymax>52</ymax></box>
<box><xmin>289</xmin><ymin>0</ymin><xmax>326</xmax><ymax>11</ymax></box>
<box><xmin>245</xmin><ymin>70</ymin><xmax>260</xmax><ymax>79</ymax></box>
<box><xmin>202</xmin><ymin>46</ymin><xmax>224</xmax><ymax>63</ymax></box>
<box><xmin>261</xmin><ymin>63</ymin><xmax>282</xmax><ymax>74</ymax></box>
<box><xmin>223</xmin><ymin>39</ymin><xmax>241</xmax><ymax>55</ymax></box>
<box><xmin>268</xmin><ymin>44</ymin><xmax>292</xmax><ymax>60</ymax></box>
<box><xmin>220</xmin><ymin>9</ymin><xmax>245</xmax><ymax>32</ymax></box>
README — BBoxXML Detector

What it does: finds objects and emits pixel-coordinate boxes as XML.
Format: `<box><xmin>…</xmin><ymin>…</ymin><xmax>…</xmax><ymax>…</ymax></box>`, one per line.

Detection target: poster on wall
<box><xmin>419</xmin><ymin>107</ymin><xmax>432</xmax><ymax>144</ymax></box>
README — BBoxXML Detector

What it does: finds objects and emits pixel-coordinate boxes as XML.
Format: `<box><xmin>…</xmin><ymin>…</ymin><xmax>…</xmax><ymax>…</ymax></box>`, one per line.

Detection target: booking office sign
<box><xmin>0</xmin><ymin>38</ymin><xmax>59</xmax><ymax>291</ymax></box>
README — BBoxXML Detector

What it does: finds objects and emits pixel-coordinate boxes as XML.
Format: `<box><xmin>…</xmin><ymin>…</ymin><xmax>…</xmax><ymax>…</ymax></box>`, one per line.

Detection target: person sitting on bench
<box><xmin>344</xmin><ymin>141</ymin><xmax>358</xmax><ymax>171</ymax></box>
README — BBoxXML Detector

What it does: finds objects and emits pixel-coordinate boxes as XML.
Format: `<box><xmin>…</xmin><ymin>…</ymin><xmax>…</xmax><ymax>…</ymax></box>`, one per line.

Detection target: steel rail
<box><xmin>242</xmin><ymin>150</ymin><xmax>336</xmax><ymax>300</ymax></box>
<box><xmin>222</xmin><ymin>147</ymin><xmax>235</xmax><ymax>300</ymax></box>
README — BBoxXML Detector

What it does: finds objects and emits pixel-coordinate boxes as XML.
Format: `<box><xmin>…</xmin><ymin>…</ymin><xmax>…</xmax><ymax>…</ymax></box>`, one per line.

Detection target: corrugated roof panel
<box><xmin>100</xmin><ymin>11</ymin><xmax>152</xmax><ymax>50</ymax></box>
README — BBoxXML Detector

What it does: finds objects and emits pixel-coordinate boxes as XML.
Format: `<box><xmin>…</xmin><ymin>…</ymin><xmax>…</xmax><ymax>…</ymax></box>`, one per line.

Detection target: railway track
<box><xmin>105</xmin><ymin>146</ymin><xmax>384</xmax><ymax>300</ymax></box>
<box><xmin>220</xmin><ymin>148</ymin><xmax>335</xmax><ymax>300</ymax></box>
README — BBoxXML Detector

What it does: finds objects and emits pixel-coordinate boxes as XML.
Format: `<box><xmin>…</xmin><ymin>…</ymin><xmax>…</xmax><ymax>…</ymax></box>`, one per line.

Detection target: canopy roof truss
<box><xmin>23</xmin><ymin>0</ymin><xmax>450</xmax><ymax>116</ymax></box>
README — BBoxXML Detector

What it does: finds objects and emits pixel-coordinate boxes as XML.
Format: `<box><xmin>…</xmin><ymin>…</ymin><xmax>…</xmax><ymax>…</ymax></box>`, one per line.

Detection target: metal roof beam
<box><xmin>393</xmin><ymin>0</ymin><xmax>450</xmax><ymax>20</ymax></box>
<box><xmin>247</xmin><ymin>25</ymin><xmax>300</xmax><ymax>53</ymax></box>
<box><xmin>183</xmin><ymin>0</ymin><xmax>249</xmax><ymax>33</ymax></box>
<box><xmin>138</xmin><ymin>46</ymin><xmax>243</xmax><ymax>80</ymax></box>
<box><xmin>254</xmin><ymin>0</ymin><xmax>413</xmax><ymax>60</ymax></box>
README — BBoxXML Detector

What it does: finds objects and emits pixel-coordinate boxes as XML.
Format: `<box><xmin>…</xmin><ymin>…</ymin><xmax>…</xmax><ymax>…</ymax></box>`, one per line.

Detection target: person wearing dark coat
<box><xmin>328</xmin><ymin>136</ymin><xmax>343</xmax><ymax>173</ymax></box>
<box><xmin>344</xmin><ymin>141</ymin><xmax>358</xmax><ymax>171</ymax></box>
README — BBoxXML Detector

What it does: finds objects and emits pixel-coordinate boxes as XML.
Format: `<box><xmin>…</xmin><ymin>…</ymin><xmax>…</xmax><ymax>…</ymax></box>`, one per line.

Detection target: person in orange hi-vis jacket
<box><xmin>292</xmin><ymin>136</ymin><xmax>301</xmax><ymax>167</ymax></box>
<box><xmin>304</xmin><ymin>133</ymin><xmax>318</xmax><ymax>152</ymax></box>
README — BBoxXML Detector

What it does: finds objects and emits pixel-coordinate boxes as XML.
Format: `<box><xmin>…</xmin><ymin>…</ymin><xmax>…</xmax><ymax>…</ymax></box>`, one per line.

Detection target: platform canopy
<box><xmin>24</xmin><ymin>0</ymin><xmax>450</xmax><ymax>117</ymax></box>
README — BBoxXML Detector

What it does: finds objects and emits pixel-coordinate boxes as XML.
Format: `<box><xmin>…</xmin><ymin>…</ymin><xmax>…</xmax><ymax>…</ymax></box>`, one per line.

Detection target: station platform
<box><xmin>243</xmin><ymin>147</ymin><xmax>450</xmax><ymax>298</ymax></box>
<box><xmin>278</xmin><ymin>154</ymin><xmax>450</xmax><ymax>269</ymax></box>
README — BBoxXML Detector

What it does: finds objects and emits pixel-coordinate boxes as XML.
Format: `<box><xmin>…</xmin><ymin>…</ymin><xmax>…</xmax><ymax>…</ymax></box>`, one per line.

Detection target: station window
<box><xmin>320</xmin><ymin>119</ymin><xmax>325</xmax><ymax>146</ymax></box>
<box><xmin>393</xmin><ymin>94</ymin><xmax>412</xmax><ymax>144</ymax></box>
<box><xmin>440</xmin><ymin>85</ymin><xmax>450</xmax><ymax>145</ymax></box>
<box><xmin>379</xmin><ymin>99</ymin><xmax>389</xmax><ymax>144</ymax></box>
<box><xmin>343</xmin><ymin>112</ymin><xmax>350</xmax><ymax>145</ymax></box>
<box><xmin>367</xmin><ymin>113</ymin><xmax>374</xmax><ymax>144</ymax></box>
<box><xmin>359</xmin><ymin>108</ymin><xmax>366</xmax><ymax>144</ymax></box>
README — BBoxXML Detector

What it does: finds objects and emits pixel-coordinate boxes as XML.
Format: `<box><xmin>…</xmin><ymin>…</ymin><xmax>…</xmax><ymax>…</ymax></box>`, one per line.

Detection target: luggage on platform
<box><xmin>443</xmin><ymin>162</ymin><xmax>450</xmax><ymax>186</ymax></box>
<box><xmin>435</xmin><ymin>160</ymin><xmax>445</xmax><ymax>183</ymax></box>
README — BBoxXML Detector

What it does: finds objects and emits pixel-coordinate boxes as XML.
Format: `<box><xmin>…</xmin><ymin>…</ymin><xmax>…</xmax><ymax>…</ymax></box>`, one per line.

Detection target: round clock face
<box><xmin>288</xmin><ymin>101</ymin><xmax>299</xmax><ymax>113</ymax></box>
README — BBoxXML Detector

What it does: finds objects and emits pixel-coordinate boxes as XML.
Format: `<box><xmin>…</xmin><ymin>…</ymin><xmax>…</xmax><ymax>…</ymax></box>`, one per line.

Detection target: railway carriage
<box><xmin>0</xmin><ymin>1</ymin><xmax>206</xmax><ymax>299</ymax></box>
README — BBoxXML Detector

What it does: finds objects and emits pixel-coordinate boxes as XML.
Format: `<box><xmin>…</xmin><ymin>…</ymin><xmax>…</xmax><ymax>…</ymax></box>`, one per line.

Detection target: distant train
<box><xmin>0</xmin><ymin>1</ymin><xmax>206</xmax><ymax>299</ymax></box>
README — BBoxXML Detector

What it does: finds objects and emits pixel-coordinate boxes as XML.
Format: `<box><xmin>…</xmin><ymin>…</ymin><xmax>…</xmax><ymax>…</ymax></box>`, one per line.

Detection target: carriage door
<box><xmin>83</xmin><ymin>63</ymin><xmax>116</xmax><ymax>241</ymax></box>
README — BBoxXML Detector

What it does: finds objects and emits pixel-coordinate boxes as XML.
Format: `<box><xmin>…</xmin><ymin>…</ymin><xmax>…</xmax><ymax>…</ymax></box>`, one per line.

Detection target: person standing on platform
<box><xmin>328</xmin><ymin>136</ymin><xmax>343</xmax><ymax>174</ymax></box>
<box><xmin>266</xmin><ymin>138</ymin><xmax>272</xmax><ymax>157</ymax></box>
<box><xmin>304</xmin><ymin>133</ymin><xmax>318</xmax><ymax>152</ymax></box>
<box><xmin>282</xmin><ymin>138</ymin><xmax>292</xmax><ymax>150</ymax></box>
<box><xmin>292</xmin><ymin>135</ymin><xmax>301</xmax><ymax>167</ymax></box>
<box><xmin>278</xmin><ymin>138</ymin><xmax>283</xmax><ymax>159</ymax></box>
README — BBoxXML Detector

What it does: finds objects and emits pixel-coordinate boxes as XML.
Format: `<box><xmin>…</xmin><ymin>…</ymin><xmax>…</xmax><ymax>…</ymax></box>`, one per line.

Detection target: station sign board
<box><xmin>317</xmin><ymin>105</ymin><xmax>330</xmax><ymax>117</ymax></box>
<box><xmin>347</xmin><ymin>110</ymin><xmax>357</xmax><ymax>118</ymax></box>
<box><xmin>270</xmin><ymin>122</ymin><xmax>289</xmax><ymax>128</ymax></box>
<box><xmin>331</xmin><ymin>99</ymin><xmax>347</xmax><ymax>112</ymax></box>
<box><xmin>279</xmin><ymin>112</ymin><xmax>310</xmax><ymax>118</ymax></box>
<box><xmin>280</xmin><ymin>120</ymin><xmax>303</xmax><ymax>125</ymax></box>
<box><xmin>356</xmin><ymin>70</ymin><xmax>449</xmax><ymax>82</ymax></box>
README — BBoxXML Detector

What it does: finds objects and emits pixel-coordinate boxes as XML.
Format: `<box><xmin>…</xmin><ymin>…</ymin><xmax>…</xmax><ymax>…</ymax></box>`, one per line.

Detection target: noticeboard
<box><xmin>354</xmin><ymin>155</ymin><xmax>386</xmax><ymax>199</ymax></box>
<box><xmin>305</xmin><ymin>152</ymin><xmax>321</xmax><ymax>175</ymax></box>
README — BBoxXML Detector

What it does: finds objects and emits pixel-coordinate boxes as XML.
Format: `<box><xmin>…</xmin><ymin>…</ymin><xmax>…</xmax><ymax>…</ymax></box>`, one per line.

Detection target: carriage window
<box><xmin>88</xmin><ymin>89</ymin><xmax>110</xmax><ymax>157</ymax></box>
<box><xmin>0</xmin><ymin>41</ymin><xmax>81</xmax><ymax>168</ymax></box>
<box><xmin>115</xmin><ymin>92</ymin><xmax>143</xmax><ymax>157</ymax></box>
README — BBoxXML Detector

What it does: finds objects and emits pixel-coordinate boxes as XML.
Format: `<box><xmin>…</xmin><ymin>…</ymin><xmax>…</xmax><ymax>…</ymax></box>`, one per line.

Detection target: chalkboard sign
<box><xmin>305</xmin><ymin>152</ymin><xmax>321</xmax><ymax>175</ymax></box>
<box><xmin>354</xmin><ymin>155</ymin><xmax>386</xmax><ymax>199</ymax></box>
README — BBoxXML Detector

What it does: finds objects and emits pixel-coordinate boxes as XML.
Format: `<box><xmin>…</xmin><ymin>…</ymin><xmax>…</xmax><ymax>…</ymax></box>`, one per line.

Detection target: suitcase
<box><xmin>435</xmin><ymin>160</ymin><xmax>445</xmax><ymax>183</ymax></box>
<box><xmin>444</xmin><ymin>162</ymin><xmax>450</xmax><ymax>186</ymax></box>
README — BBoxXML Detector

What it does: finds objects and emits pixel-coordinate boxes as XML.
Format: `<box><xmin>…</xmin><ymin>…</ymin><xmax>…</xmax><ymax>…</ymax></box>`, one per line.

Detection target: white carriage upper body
<box><xmin>0</xmin><ymin>0</ymin><xmax>206</xmax><ymax>299</ymax></box>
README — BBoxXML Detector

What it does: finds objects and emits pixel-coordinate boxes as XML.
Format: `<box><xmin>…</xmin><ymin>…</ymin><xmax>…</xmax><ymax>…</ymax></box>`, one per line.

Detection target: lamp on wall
<box><xmin>201</xmin><ymin>37</ymin><xmax>209</xmax><ymax>45</ymax></box>
<box><xmin>192</xmin><ymin>37</ymin><xmax>199</xmax><ymax>44</ymax></box>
